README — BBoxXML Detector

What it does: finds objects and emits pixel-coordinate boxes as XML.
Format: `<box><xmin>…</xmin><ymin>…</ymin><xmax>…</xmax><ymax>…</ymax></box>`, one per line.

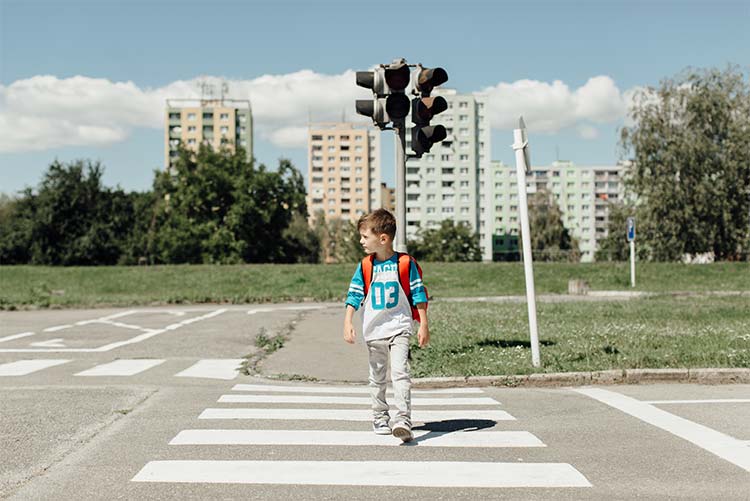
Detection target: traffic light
<box><xmin>355</xmin><ymin>59</ymin><xmax>411</xmax><ymax>128</ymax></box>
<box><xmin>410</xmin><ymin>65</ymin><xmax>449</xmax><ymax>157</ymax></box>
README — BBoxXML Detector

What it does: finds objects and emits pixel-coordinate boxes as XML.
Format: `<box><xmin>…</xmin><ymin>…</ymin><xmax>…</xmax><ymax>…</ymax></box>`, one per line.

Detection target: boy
<box><xmin>343</xmin><ymin>208</ymin><xmax>429</xmax><ymax>443</ymax></box>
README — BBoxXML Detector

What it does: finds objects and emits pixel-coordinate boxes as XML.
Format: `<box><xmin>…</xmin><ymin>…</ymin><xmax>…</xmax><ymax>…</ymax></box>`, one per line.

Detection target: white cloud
<box><xmin>0</xmin><ymin>71</ymin><xmax>640</xmax><ymax>153</ymax></box>
<box><xmin>477</xmin><ymin>75</ymin><xmax>630</xmax><ymax>133</ymax></box>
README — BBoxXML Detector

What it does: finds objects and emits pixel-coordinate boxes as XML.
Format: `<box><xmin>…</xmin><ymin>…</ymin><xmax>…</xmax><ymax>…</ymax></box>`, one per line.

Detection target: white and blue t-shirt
<box><xmin>345</xmin><ymin>253</ymin><xmax>428</xmax><ymax>342</ymax></box>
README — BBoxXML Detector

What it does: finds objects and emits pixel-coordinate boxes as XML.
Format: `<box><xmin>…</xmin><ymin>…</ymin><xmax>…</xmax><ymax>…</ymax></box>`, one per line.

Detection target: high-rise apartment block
<box><xmin>404</xmin><ymin>89</ymin><xmax>491</xmax><ymax>248</ymax></box>
<box><xmin>486</xmin><ymin>160</ymin><xmax>628</xmax><ymax>261</ymax></box>
<box><xmin>165</xmin><ymin>99</ymin><xmax>253</xmax><ymax>169</ymax></box>
<box><xmin>307</xmin><ymin>123</ymin><xmax>381</xmax><ymax>222</ymax></box>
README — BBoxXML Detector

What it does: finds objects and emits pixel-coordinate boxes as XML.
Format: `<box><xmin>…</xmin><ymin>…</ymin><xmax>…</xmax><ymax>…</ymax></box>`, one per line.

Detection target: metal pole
<box><xmin>394</xmin><ymin>120</ymin><xmax>407</xmax><ymax>253</ymax></box>
<box><xmin>513</xmin><ymin>117</ymin><xmax>541</xmax><ymax>368</ymax></box>
<box><xmin>630</xmin><ymin>240</ymin><xmax>636</xmax><ymax>287</ymax></box>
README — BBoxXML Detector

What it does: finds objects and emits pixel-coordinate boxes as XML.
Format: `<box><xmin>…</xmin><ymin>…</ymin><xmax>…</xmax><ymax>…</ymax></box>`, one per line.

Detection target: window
<box><xmin>441</xmin><ymin>154</ymin><xmax>451</xmax><ymax>161</ymax></box>
<box><xmin>202</xmin><ymin>112</ymin><xmax>213</xmax><ymax>120</ymax></box>
<box><xmin>442</xmin><ymin>207</ymin><xmax>454</xmax><ymax>213</ymax></box>
<box><xmin>220</xmin><ymin>113</ymin><xmax>229</xmax><ymax>120</ymax></box>
<box><xmin>459</xmin><ymin>115</ymin><xmax>469</xmax><ymax>122</ymax></box>
<box><xmin>327</xmin><ymin>135</ymin><xmax>335</xmax><ymax>141</ymax></box>
<box><xmin>459</xmin><ymin>128</ymin><xmax>469</xmax><ymax>136</ymax></box>
<box><xmin>459</xmin><ymin>101</ymin><xmax>468</xmax><ymax>108</ymax></box>
<box><xmin>460</xmin><ymin>181</ymin><xmax>469</xmax><ymax>188</ymax></box>
<box><xmin>220</xmin><ymin>126</ymin><xmax>229</xmax><ymax>134</ymax></box>
<box><xmin>187</xmin><ymin>113</ymin><xmax>196</xmax><ymax>121</ymax></box>
<box><xmin>340</xmin><ymin>135</ymin><xmax>350</xmax><ymax>141</ymax></box>
<box><xmin>459</xmin><ymin>154</ymin><xmax>469</xmax><ymax>161</ymax></box>
<box><xmin>187</xmin><ymin>125</ymin><xmax>196</xmax><ymax>132</ymax></box>
<box><xmin>460</xmin><ymin>167</ymin><xmax>468</xmax><ymax>174</ymax></box>
<box><xmin>312</xmin><ymin>135</ymin><xmax>323</xmax><ymax>141</ymax></box>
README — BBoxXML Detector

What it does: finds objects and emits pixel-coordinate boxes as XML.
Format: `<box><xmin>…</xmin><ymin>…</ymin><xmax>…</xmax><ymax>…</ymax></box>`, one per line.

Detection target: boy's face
<box><xmin>359</xmin><ymin>227</ymin><xmax>389</xmax><ymax>254</ymax></box>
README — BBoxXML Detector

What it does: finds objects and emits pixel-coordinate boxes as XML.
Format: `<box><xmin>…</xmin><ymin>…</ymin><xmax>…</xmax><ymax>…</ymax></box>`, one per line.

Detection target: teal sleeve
<box><xmin>345</xmin><ymin>263</ymin><xmax>365</xmax><ymax>310</ymax></box>
<box><xmin>408</xmin><ymin>260</ymin><xmax>428</xmax><ymax>305</ymax></box>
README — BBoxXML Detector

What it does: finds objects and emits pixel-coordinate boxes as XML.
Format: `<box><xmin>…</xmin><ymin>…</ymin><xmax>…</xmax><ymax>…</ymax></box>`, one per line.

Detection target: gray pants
<box><xmin>366</xmin><ymin>332</ymin><xmax>411</xmax><ymax>426</ymax></box>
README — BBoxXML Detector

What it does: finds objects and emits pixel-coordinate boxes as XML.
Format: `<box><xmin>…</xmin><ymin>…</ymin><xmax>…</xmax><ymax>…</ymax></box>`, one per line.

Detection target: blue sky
<box><xmin>1</xmin><ymin>0</ymin><xmax>748</xmax><ymax>194</ymax></box>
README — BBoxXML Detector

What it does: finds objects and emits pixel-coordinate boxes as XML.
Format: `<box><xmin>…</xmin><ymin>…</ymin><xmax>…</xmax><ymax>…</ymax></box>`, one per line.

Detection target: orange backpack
<box><xmin>361</xmin><ymin>253</ymin><xmax>427</xmax><ymax>322</ymax></box>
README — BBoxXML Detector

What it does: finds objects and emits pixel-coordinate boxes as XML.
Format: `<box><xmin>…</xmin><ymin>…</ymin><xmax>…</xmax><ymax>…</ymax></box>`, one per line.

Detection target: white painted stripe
<box><xmin>230</xmin><ymin>383</ymin><xmax>484</xmax><ymax>395</ymax></box>
<box><xmin>217</xmin><ymin>395</ymin><xmax>499</xmax><ymax>406</ymax></box>
<box><xmin>644</xmin><ymin>399</ymin><xmax>750</xmax><ymax>405</ymax></box>
<box><xmin>575</xmin><ymin>388</ymin><xmax>750</xmax><ymax>472</ymax></box>
<box><xmin>170</xmin><ymin>429</ymin><xmax>545</xmax><ymax>448</ymax></box>
<box><xmin>100</xmin><ymin>320</ymin><xmax>152</xmax><ymax>332</ymax></box>
<box><xmin>133</xmin><ymin>460</ymin><xmax>590</xmax><ymax>487</ymax></box>
<box><xmin>0</xmin><ymin>359</ymin><xmax>70</xmax><ymax>376</ymax></box>
<box><xmin>0</xmin><ymin>309</ymin><xmax>227</xmax><ymax>353</ymax></box>
<box><xmin>199</xmin><ymin>408</ymin><xmax>515</xmax><ymax>421</ymax></box>
<box><xmin>0</xmin><ymin>332</ymin><xmax>35</xmax><ymax>344</ymax></box>
<box><xmin>30</xmin><ymin>338</ymin><xmax>66</xmax><ymax>348</ymax></box>
<box><xmin>43</xmin><ymin>324</ymin><xmax>73</xmax><ymax>332</ymax></box>
<box><xmin>175</xmin><ymin>359</ymin><xmax>243</xmax><ymax>380</ymax></box>
<box><xmin>74</xmin><ymin>359</ymin><xmax>165</xmax><ymax>376</ymax></box>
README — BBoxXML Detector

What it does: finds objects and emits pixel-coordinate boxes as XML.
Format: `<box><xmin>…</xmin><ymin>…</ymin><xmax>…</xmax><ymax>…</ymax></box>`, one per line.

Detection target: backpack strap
<box><xmin>361</xmin><ymin>254</ymin><xmax>375</xmax><ymax>297</ymax></box>
<box><xmin>397</xmin><ymin>253</ymin><xmax>412</xmax><ymax>300</ymax></box>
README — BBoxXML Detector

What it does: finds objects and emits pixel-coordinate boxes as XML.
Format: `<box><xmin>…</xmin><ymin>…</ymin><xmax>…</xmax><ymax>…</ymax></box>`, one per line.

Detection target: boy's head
<box><xmin>357</xmin><ymin>209</ymin><xmax>396</xmax><ymax>254</ymax></box>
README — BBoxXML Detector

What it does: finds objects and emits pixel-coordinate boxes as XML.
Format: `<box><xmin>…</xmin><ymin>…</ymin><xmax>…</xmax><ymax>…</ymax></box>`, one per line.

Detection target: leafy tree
<box><xmin>620</xmin><ymin>66</ymin><xmax>750</xmax><ymax>261</ymax></box>
<box><xmin>409</xmin><ymin>220</ymin><xmax>482</xmax><ymax>262</ymax></box>
<box><xmin>0</xmin><ymin>160</ymin><xmax>137</xmax><ymax>265</ymax></box>
<box><xmin>281</xmin><ymin>212</ymin><xmax>321</xmax><ymax>264</ymax></box>
<box><xmin>594</xmin><ymin>202</ymin><xmax>632</xmax><ymax>261</ymax></box>
<box><xmin>150</xmin><ymin>145</ymin><xmax>310</xmax><ymax>264</ymax></box>
<box><xmin>314</xmin><ymin>213</ymin><xmax>363</xmax><ymax>264</ymax></box>
<box><xmin>526</xmin><ymin>190</ymin><xmax>580</xmax><ymax>262</ymax></box>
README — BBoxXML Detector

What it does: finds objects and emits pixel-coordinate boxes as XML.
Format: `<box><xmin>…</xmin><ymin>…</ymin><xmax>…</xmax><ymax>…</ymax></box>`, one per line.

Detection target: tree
<box><xmin>314</xmin><ymin>213</ymin><xmax>363</xmax><ymax>264</ymax></box>
<box><xmin>408</xmin><ymin>220</ymin><xmax>482</xmax><ymax>262</ymax></box>
<box><xmin>594</xmin><ymin>202</ymin><xmax>632</xmax><ymax>261</ymax></box>
<box><xmin>0</xmin><ymin>160</ymin><xmax>138</xmax><ymax>265</ymax></box>
<box><xmin>150</xmin><ymin>145</ymin><xmax>311</xmax><ymax>264</ymax></box>
<box><xmin>526</xmin><ymin>190</ymin><xmax>580</xmax><ymax>262</ymax></box>
<box><xmin>620</xmin><ymin>66</ymin><xmax>750</xmax><ymax>261</ymax></box>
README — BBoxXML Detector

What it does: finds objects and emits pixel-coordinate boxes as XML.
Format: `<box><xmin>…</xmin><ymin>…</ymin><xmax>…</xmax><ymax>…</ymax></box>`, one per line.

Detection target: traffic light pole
<box><xmin>394</xmin><ymin>119</ymin><xmax>407</xmax><ymax>253</ymax></box>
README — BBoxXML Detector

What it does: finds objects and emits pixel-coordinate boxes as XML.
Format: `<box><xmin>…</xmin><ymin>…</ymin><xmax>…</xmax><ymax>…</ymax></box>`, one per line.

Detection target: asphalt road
<box><xmin>1</xmin><ymin>305</ymin><xmax>749</xmax><ymax>500</ymax></box>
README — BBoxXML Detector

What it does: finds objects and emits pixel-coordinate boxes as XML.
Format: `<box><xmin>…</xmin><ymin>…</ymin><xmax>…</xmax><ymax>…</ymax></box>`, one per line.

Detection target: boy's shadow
<box><xmin>403</xmin><ymin>419</ymin><xmax>496</xmax><ymax>446</ymax></box>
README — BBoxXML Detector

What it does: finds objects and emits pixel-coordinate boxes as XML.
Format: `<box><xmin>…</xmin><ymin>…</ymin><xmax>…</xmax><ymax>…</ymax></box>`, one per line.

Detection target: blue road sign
<box><xmin>627</xmin><ymin>217</ymin><xmax>636</xmax><ymax>242</ymax></box>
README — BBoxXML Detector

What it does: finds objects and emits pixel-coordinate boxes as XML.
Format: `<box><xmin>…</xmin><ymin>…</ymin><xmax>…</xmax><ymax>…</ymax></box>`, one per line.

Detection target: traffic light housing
<box><xmin>410</xmin><ymin>65</ymin><xmax>449</xmax><ymax>157</ymax></box>
<box><xmin>355</xmin><ymin>60</ymin><xmax>411</xmax><ymax>128</ymax></box>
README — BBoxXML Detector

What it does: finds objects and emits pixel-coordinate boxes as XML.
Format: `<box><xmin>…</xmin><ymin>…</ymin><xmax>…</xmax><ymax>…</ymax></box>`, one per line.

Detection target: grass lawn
<box><xmin>0</xmin><ymin>261</ymin><xmax>748</xmax><ymax>309</ymax></box>
<box><xmin>411</xmin><ymin>296</ymin><xmax>750</xmax><ymax>377</ymax></box>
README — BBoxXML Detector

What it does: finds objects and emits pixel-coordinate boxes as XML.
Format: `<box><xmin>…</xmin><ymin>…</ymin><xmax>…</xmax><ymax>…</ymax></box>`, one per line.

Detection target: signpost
<box><xmin>627</xmin><ymin>217</ymin><xmax>636</xmax><ymax>288</ymax></box>
<box><xmin>512</xmin><ymin>117</ymin><xmax>541</xmax><ymax>368</ymax></box>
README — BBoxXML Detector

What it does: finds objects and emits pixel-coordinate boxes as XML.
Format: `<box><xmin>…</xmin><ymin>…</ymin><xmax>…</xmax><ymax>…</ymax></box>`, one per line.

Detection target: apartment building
<box><xmin>487</xmin><ymin>160</ymin><xmax>628</xmax><ymax>262</ymax></box>
<box><xmin>307</xmin><ymin>123</ymin><xmax>381</xmax><ymax>223</ymax></box>
<box><xmin>380</xmin><ymin>182</ymin><xmax>395</xmax><ymax>213</ymax></box>
<box><xmin>404</xmin><ymin>89</ymin><xmax>491</xmax><ymax>252</ymax></box>
<box><xmin>165</xmin><ymin>98</ymin><xmax>253</xmax><ymax>169</ymax></box>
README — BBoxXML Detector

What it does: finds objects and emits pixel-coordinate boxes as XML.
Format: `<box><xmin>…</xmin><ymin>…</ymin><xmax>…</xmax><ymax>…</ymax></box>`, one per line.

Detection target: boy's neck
<box><xmin>374</xmin><ymin>247</ymin><xmax>396</xmax><ymax>262</ymax></box>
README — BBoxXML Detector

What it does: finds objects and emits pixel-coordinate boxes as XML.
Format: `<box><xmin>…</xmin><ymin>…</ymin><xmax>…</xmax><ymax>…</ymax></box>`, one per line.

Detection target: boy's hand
<box><xmin>417</xmin><ymin>323</ymin><xmax>430</xmax><ymax>348</ymax></box>
<box><xmin>343</xmin><ymin>322</ymin><xmax>356</xmax><ymax>344</ymax></box>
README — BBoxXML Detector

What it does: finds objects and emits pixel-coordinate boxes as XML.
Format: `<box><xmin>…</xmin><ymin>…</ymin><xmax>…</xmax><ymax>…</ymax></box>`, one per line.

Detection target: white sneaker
<box><xmin>372</xmin><ymin>419</ymin><xmax>391</xmax><ymax>435</ymax></box>
<box><xmin>391</xmin><ymin>422</ymin><xmax>413</xmax><ymax>442</ymax></box>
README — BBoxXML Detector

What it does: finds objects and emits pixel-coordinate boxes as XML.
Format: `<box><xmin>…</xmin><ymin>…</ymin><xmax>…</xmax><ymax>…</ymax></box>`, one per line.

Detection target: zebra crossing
<box><xmin>131</xmin><ymin>382</ymin><xmax>593</xmax><ymax>490</ymax></box>
<box><xmin>0</xmin><ymin>358</ymin><xmax>244</xmax><ymax>380</ymax></box>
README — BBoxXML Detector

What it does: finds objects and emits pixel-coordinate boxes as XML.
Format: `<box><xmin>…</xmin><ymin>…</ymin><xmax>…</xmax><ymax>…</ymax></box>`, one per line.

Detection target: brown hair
<box><xmin>357</xmin><ymin>208</ymin><xmax>396</xmax><ymax>239</ymax></box>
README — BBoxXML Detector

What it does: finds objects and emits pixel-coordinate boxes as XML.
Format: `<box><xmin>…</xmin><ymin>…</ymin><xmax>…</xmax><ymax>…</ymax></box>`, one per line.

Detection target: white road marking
<box><xmin>247</xmin><ymin>305</ymin><xmax>324</xmax><ymax>315</ymax></box>
<box><xmin>0</xmin><ymin>359</ymin><xmax>70</xmax><ymax>376</ymax></box>
<box><xmin>574</xmin><ymin>388</ymin><xmax>750</xmax><ymax>472</ymax></box>
<box><xmin>175</xmin><ymin>359</ymin><xmax>243</xmax><ymax>380</ymax></box>
<box><xmin>644</xmin><ymin>399</ymin><xmax>750</xmax><ymax>404</ymax></box>
<box><xmin>217</xmin><ymin>394</ymin><xmax>499</xmax><ymax>406</ymax></box>
<box><xmin>169</xmin><ymin>429</ymin><xmax>545</xmax><ymax>448</ymax></box>
<box><xmin>0</xmin><ymin>308</ymin><xmax>227</xmax><ymax>353</ymax></box>
<box><xmin>29</xmin><ymin>338</ymin><xmax>66</xmax><ymax>348</ymax></box>
<box><xmin>43</xmin><ymin>324</ymin><xmax>73</xmax><ymax>332</ymax></box>
<box><xmin>230</xmin><ymin>383</ymin><xmax>484</xmax><ymax>395</ymax></box>
<box><xmin>0</xmin><ymin>332</ymin><xmax>35</xmax><ymax>344</ymax></box>
<box><xmin>199</xmin><ymin>408</ymin><xmax>515</xmax><ymax>421</ymax></box>
<box><xmin>74</xmin><ymin>359</ymin><xmax>165</xmax><ymax>376</ymax></box>
<box><xmin>99</xmin><ymin>320</ymin><xmax>152</xmax><ymax>332</ymax></box>
<box><xmin>132</xmin><ymin>460</ymin><xmax>590</xmax><ymax>487</ymax></box>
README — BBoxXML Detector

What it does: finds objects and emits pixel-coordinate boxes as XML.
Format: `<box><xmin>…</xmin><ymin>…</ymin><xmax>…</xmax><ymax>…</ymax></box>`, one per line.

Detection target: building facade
<box><xmin>486</xmin><ymin>160</ymin><xmax>628</xmax><ymax>262</ymax></box>
<box><xmin>404</xmin><ymin>89</ymin><xmax>491</xmax><ymax>254</ymax></box>
<box><xmin>165</xmin><ymin>98</ymin><xmax>253</xmax><ymax>169</ymax></box>
<box><xmin>307</xmin><ymin>123</ymin><xmax>381</xmax><ymax>223</ymax></box>
<box><xmin>380</xmin><ymin>182</ymin><xmax>395</xmax><ymax>213</ymax></box>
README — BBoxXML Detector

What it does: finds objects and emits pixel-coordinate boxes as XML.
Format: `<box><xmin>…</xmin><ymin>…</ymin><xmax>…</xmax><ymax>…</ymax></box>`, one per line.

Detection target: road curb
<box><xmin>410</xmin><ymin>368</ymin><xmax>750</xmax><ymax>389</ymax></box>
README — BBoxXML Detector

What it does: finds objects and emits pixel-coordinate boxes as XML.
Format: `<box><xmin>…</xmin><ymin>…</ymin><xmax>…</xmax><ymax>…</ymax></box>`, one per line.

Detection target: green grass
<box><xmin>411</xmin><ymin>296</ymin><xmax>750</xmax><ymax>377</ymax></box>
<box><xmin>0</xmin><ymin>262</ymin><xmax>748</xmax><ymax>309</ymax></box>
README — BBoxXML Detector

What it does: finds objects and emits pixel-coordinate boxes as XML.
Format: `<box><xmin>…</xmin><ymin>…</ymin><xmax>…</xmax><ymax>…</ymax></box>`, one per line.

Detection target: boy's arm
<box><xmin>343</xmin><ymin>263</ymin><xmax>365</xmax><ymax>344</ymax></box>
<box><xmin>343</xmin><ymin>305</ymin><xmax>357</xmax><ymax>344</ymax></box>
<box><xmin>416</xmin><ymin>302</ymin><xmax>429</xmax><ymax>348</ymax></box>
